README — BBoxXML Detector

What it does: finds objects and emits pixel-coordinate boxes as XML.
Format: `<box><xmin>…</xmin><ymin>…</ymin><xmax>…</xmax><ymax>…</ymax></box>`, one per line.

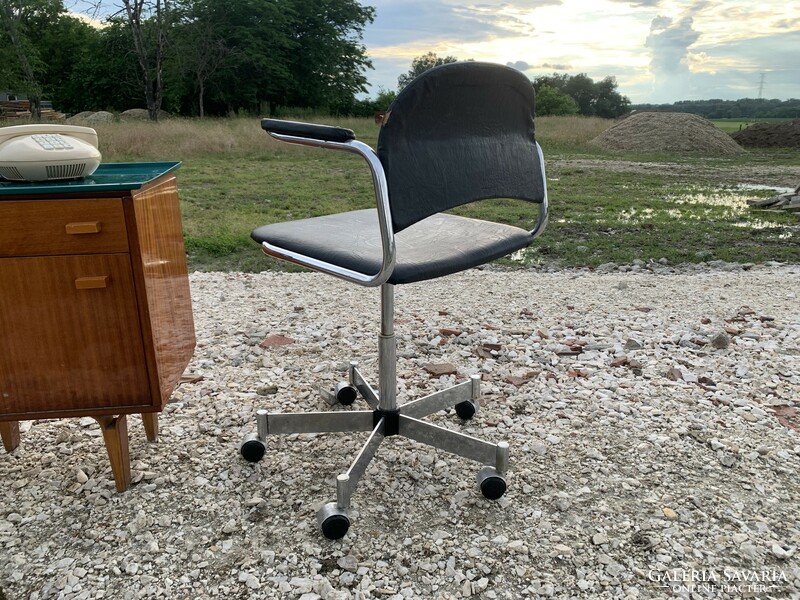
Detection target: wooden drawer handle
<box><xmin>66</xmin><ymin>221</ymin><xmax>102</xmax><ymax>235</ymax></box>
<box><xmin>75</xmin><ymin>276</ymin><xmax>109</xmax><ymax>290</ymax></box>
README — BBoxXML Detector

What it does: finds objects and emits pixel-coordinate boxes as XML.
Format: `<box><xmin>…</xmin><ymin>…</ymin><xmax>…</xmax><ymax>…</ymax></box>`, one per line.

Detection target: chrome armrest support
<box><xmin>529</xmin><ymin>142</ymin><xmax>549</xmax><ymax>239</ymax></box>
<box><xmin>261</xmin><ymin>132</ymin><xmax>396</xmax><ymax>287</ymax></box>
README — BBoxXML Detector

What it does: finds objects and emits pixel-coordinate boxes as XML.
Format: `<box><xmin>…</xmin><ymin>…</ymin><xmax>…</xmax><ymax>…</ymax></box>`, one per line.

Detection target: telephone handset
<box><xmin>0</xmin><ymin>124</ymin><xmax>102</xmax><ymax>182</ymax></box>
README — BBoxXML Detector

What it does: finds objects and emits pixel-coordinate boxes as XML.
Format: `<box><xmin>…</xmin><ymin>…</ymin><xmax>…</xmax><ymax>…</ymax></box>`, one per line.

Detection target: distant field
<box><xmin>85</xmin><ymin>116</ymin><xmax>800</xmax><ymax>271</ymax></box>
<box><xmin>711</xmin><ymin>118</ymin><xmax>794</xmax><ymax>133</ymax></box>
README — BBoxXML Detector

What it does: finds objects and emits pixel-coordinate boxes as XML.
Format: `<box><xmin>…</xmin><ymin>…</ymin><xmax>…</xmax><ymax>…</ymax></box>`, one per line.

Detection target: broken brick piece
<box><xmin>260</xmin><ymin>334</ymin><xmax>295</xmax><ymax>348</ymax></box>
<box><xmin>424</xmin><ymin>363</ymin><xmax>458</xmax><ymax>376</ymax></box>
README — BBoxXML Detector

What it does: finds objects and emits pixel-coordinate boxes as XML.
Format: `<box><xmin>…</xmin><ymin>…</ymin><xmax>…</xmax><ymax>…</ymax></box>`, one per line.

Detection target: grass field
<box><xmin>89</xmin><ymin>116</ymin><xmax>800</xmax><ymax>272</ymax></box>
<box><xmin>711</xmin><ymin>117</ymin><xmax>794</xmax><ymax>133</ymax></box>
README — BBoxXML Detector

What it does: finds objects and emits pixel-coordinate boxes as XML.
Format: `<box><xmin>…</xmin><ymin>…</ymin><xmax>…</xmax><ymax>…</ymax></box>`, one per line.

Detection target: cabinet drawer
<box><xmin>0</xmin><ymin>198</ymin><xmax>128</xmax><ymax>257</ymax></box>
<box><xmin>0</xmin><ymin>254</ymin><xmax>151</xmax><ymax>416</ymax></box>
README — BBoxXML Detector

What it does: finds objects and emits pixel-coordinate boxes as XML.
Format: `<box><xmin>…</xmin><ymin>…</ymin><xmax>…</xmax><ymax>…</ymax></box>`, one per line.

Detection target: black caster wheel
<box><xmin>317</xmin><ymin>502</ymin><xmax>350</xmax><ymax>540</ymax></box>
<box><xmin>320</xmin><ymin>513</ymin><xmax>350</xmax><ymax>540</ymax></box>
<box><xmin>455</xmin><ymin>400</ymin><xmax>477</xmax><ymax>420</ymax></box>
<box><xmin>477</xmin><ymin>466</ymin><xmax>507</xmax><ymax>500</ymax></box>
<box><xmin>335</xmin><ymin>382</ymin><xmax>358</xmax><ymax>406</ymax></box>
<box><xmin>240</xmin><ymin>433</ymin><xmax>266</xmax><ymax>463</ymax></box>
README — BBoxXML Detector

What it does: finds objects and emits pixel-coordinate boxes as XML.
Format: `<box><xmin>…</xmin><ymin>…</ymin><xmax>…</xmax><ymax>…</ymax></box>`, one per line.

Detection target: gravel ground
<box><xmin>1</xmin><ymin>264</ymin><xmax>799</xmax><ymax>600</ymax></box>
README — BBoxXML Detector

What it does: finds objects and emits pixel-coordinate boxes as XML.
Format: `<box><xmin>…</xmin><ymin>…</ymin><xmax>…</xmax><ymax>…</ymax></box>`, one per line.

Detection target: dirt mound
<box><xmin>590</xmin><ymin>112</ymin><xmax>745</xmax><ymax>156</ymax></box>
<box><xmin>66</xmin><ymin>111</ymin><xmax>95</xmax><ymax>122</ymax></box>
<box><xmin>84</xmin><ymin>111</ymin><xmax>115</xmax><ymax>123</ymax></box>
<box><xmin>731</xmin><ymin>120</ymin><xmax>800</xmax><ymax>148</ymax></box>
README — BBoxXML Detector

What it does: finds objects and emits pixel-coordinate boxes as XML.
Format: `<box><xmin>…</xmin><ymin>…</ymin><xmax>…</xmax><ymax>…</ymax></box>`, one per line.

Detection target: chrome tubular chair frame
<box><xmin>241</xmin><ymin>62</ymin><xmax>549</xmax><ymax>539</ymax></box>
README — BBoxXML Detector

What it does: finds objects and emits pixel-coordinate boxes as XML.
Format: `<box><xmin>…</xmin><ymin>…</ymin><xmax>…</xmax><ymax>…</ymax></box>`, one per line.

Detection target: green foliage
<box><xmin>397</xmin><ymin>52</ymin><xmax>458</xmax><ymax>90</ymax></box>
<box><xmin>345</xmin><ymin>87</ymin><xmax>396</xmax><ymax>118</ymax></box>
<box><xmin>167</xmin><ymin>0</ymin><xmax>374</xmax><ymax>116</ymax></box>
<box><xmin>534</xmin><ymin>73</ymin><xmax>630</xmax><ymax>118</ymax></box>
<box><xmin>374</xmin><ymin>87</ymin><xmax>397</xmax><ymax>109</ymax></box>
<box><xmin>0</xmin><ymin>0</ymin><xmax>375</xmax><ymax>117</ymax></box>
<box><xmin>535</xmin><ymin>85</ymin><xmax>578</xmax><ymax>116</ymax></box>
<box><xmin>0</xmin><ymin>0</ymin><xmax>66</xmax><ymax>111</ymax></box>
<box><xmin>38</xmin><ymin>14</ymin><xmax>112</xmax><ymax>113</ymax></box>
<box><xmin>281</xmin><ymin>0</ymin><xmax>375</xmax><ymax>113</ymax></box>
<box><xmin>711</xmin><ymin>118</ymin><xmax>793</xmax><ymax>133</ymax></box>
<box><xmin>79</xmin><ymin>19</ymin><xmax>142</xmax><ymax>112</ymax></box>
<box><xmin>170</xmin><ymin>0</ymin><xmax>296</xmax><ymax>115</ymax></box>
<box><xmin>632</xmin><ymin>98</ymin><xmax>800</xmax><ymax>119</ymax></box>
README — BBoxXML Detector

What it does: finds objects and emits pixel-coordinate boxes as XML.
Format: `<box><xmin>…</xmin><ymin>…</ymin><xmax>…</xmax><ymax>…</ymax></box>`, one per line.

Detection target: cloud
<box><xmin>649</xmin><ymin>15</ymin><xmax>672</xmax><ymax>31</ymax></box>
<box><xmin>646</xmin><ymin>16</ymin><xmax>700</xmax><ymax>73</ymax></box>
<box><xmin>644</xmin><ymin>15</ymin><xmax>702</xmax><ymax>100</ymax></box>
<box><xmin>68</xmin><ymin>9</ymin><xmax>107</xmax><ymax>28</ymax></box>
<box><xmin>606</xmin><ymin>0</ymin><xmax>661</xmax><ymax>6</ymax></box>
<box><xmin>506</xmin><ymin>60</ymin><xmax>573</xmax><ymax>73</ymax></box>
<box><xmin>691</xmin><ymin>30</ymin><xmax>800</xmax><ymax>98</ymax></box>
<box><xmin>687</xmin><ymin>0</ymin><xmax>715</xmax><ymax>12</ymax></box>
<box><xmin>364</xmin><ymin>0</ymin><xmax>558</xmax><ymax>48</ymax></box>
<box><xmin>507</xmin><ymin>60</ymin><xmax>530</xmax><ymax>71</ymax></box>
<box><xmin>360</xmin><ymin>0</ymin><xmax>799</xmax><ymax>103</ymax></box>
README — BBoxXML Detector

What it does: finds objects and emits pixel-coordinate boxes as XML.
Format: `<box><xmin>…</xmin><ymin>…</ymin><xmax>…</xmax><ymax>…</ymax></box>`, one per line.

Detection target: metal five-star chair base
<box><xmin>240</xmin><ymin>285</ymin><xmax>509</xmax><ymax>539</ymax></box>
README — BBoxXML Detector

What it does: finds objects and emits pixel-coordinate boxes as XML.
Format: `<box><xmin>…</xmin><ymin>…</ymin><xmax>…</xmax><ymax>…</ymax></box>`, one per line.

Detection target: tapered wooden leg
<box><xmin>95</xmin><ymin>415</ymin><xmax>131</xmax><ymax>492</ymax></box>
<box><xmin>0</xmin><ymin>421</ymin><xmax>20</xmax><ymax>452</ymax></box>
<box><xmin>142</xmin><ymin>412</ymin><xmax>159</xmax><ymax>442</ymax></box>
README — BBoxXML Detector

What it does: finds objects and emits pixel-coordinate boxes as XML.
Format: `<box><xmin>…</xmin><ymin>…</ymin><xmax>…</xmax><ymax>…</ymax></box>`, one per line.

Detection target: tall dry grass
<box><xmin>90</xmin><ymin>117</ymin><xmax>273</xmax><ymax>161</ymax></box>
<box><xmin>85</xmin><ymin>114</ymin><xmax>613</xmax><ymax>161</ymax></box>
<box><xmin>536</xmin><ymin>115</ymin><xmax>615</xmax><ymax>152</ymax></box>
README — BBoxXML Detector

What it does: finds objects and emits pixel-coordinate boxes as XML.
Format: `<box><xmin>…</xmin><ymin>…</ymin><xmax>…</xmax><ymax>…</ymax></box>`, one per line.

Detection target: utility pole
<box><xmin>757</xmin><ymin>72</ymin><xmax>766</xmax><ymax>99</ymax></box>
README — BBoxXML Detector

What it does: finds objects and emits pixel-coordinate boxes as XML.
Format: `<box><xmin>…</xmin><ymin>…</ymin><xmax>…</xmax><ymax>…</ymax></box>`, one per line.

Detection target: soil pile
<box><xmin>590</xmin><ymin>111</ymin><xmax>745</xmax><ymax>156</ymax></box>
<box><xmin>731</xmin><ymin>119</ymin><xmax>800</xmax><ymax>148</ymax></box>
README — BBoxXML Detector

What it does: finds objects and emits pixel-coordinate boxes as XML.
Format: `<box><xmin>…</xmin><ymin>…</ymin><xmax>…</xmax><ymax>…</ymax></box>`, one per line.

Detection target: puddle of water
<box><xmin>732</xmin><ymin>220</ymin><xmax>781</xmax><ymax>230</ymax></box>
<box><xmin>736</xmin><ymin>183</ymin><xmax>795</xmax><ymax>194</ymax></box>
<box><xmin>618</xmin><ymin>206</ymin><xmax>736</xmax><ymax>224</ymax></box>
<box><xmin>668</xmin><ymin>192</ymin><xmax>755</xmax><ymax>209</ymax></box>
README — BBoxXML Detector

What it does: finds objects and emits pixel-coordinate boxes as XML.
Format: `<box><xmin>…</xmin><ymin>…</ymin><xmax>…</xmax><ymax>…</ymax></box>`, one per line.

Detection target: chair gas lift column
<box><xmin>240</xmin><ymin>62</ymin><xmax>549</xmax><ymax>539</ymax></box>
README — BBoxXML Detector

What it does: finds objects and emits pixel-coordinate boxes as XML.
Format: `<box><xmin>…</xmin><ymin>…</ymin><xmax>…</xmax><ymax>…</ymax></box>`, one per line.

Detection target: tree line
<box><xmin>0</xmin><ymin>1</ymin><xmax>630</xmax><ymax>122</ymax></box>
<box><xmin>0</xmin><ymin>0</ymin><xmax>375</xmax><ymax>119</ymax></box>
<box><xmin>532</xmin><ymin>73</ymin><xmax>631</xmax><ymax>118</ymax></box>
<box><xmin>388</xmin><ymin>53</ymin><xmax>632</xmax><ymax>119</ymax></box>
<box><xmin>630</xmin><ymin>98</ymin><xmax>800</xmax><ymax>120</ymax></box>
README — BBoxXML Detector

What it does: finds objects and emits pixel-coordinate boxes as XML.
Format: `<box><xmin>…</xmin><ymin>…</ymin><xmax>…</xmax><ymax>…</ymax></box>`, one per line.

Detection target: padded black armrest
<box><xmin>261</xmin><ymin>118</ymin><xmax>356</xmax><ymax>143</ymax></box>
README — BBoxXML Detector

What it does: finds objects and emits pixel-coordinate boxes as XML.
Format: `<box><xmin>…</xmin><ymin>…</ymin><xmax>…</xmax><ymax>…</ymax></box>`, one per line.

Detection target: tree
<box><xmin>397</xmin><ymin>52</ymin><xmax>458</xmax><ymax>90</ymax></box>
<box><xmin>5</xmin><ymin>0</ymin><xmax>380</xmax><ymax>117</ymax></box>
<box><xmin>171</xmin><ymin>0</ymin><xmax>233</xmax><ymax>117</ymax></box>
<box><xmin>36</xmin><ymin>13</ymin><xmax>103</xmax><ymax>113</ymax></box>
<box><xmin>170</xmin><ymin>0</ymin><xmax>295</xmax><ymax>115</ymax></box>
<box><xmin>349</xmin><ymin>86</ymin><xmax>396</xmax><ymax>118</ymax></box>
<box><xmin>533</xmin><ymin>72</ymin><xmax>630</xmax><ymax>118</ymax></box>
<box><xmin>0</xmin><ymin>0</ymin><xmax>63</xmax><ymax>119</ymax></box>
<box><xmin>374</xmin><ymin>87</ymin><xmax>396</xmax><ymax>109</ymax></box>
<box><xmin>593</xmin><ymin>76</ymin><xmax>630</xmax><ymax>118</ymax></box>
<box><xmin>535</xmin><ymin>85</ymin><xmax>578</xmax><ymax>116</ymax></box>
<box><xmin>281</xmin><ymin>0</ymin><xmax>375</xmax><ymax>113</ymax></box>
<box><xmin>78</xmin><ymin>18</ymin><xmax>144</xmax><ymax>112</ymax></box>
<box><xmin>562</xmin><ymin>73</ymin><xmax>596</xmax><ymax>116</ymax></box>
<box><xmin>116</xmin><ymin>0</ymin><xmax>173</xmax><ymax>121</ymax></box>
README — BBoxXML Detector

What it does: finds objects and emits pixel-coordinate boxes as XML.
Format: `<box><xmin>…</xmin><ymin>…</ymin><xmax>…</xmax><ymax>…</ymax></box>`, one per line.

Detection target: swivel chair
<box><xmin>240</xmin><ymin>62</ymin><xmax>548</xmax><ymax>539</ymax></box>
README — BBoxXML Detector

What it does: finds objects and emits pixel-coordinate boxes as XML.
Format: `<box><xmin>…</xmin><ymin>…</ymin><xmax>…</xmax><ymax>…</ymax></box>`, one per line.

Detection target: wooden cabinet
<box><xmin>0</xmin><ymin>163</ymin><xmax>195</xmax><ymax>491</ymax></box>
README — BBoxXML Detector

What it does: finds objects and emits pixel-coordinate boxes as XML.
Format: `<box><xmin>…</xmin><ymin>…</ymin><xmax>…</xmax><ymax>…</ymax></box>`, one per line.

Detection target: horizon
<box><xmin>66</xmin><ymin>0</ymin><xmax>800</xmax><ymax>105</ymax></box>
<box><xmin>360</xmin><ymin>0</ymin><xmax>799</xmax><ymax>104</ymax></box>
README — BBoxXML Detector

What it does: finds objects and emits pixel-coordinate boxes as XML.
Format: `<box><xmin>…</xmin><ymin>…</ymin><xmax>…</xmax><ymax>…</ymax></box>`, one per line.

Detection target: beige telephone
<box><xmin>0</xmin><ymin>124</ymin><xmax>101</xmax><ymax>182</ymax></box>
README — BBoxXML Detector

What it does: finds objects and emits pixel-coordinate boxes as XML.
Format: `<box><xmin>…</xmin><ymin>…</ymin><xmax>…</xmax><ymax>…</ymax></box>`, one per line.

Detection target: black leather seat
<box><xmin>252</xmin><ymin>209</ymin><xmax>534</xmax><ymax>285</ymax></box>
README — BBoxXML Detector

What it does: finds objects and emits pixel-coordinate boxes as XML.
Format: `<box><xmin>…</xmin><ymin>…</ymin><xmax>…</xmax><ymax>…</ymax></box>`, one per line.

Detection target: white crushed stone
<box><xmin>1</xmin><ymin>265</ymin><xmax>799</xmax><ymax>599</ymax></box>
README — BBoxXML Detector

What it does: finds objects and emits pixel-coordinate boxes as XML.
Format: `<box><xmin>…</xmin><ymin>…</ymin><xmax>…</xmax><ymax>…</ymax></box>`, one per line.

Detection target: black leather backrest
<box><xmin>377</xmin><ymin>62</ymin><xmax>545</xmax><ymax>233</ymax></box>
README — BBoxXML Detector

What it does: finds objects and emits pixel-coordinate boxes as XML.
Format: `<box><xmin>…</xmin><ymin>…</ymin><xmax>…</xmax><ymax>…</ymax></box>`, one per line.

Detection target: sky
<box><xmin>360</xmin><ymin>0</ymin><xmax>800</xmax><ymax>104</ymax></box>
